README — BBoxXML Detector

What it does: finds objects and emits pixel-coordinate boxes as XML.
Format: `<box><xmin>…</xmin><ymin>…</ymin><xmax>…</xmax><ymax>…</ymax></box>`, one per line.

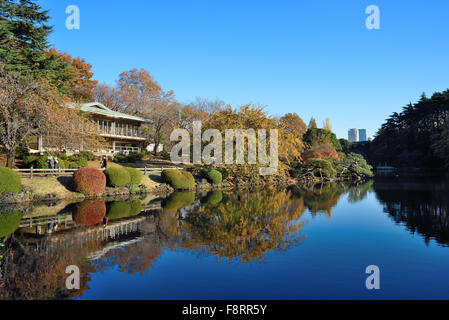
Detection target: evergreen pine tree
<box><xmin>0</xmin><ymin>0</ymin><xmax>68</xmax><ymax>80</ymax></box>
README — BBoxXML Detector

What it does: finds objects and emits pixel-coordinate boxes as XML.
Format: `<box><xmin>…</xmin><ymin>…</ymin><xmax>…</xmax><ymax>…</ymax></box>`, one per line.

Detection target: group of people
<box><xmin>101</xmin><ymin>156</ymin><xmax>109</xmax><ymax>170</ymax></box>
<box><xmin>47</xmin><ymin>156</ymin><xmax>59</xmax><ymax>170</ymax></box>
<box><xmin>45</xmin><ymin>155</ymin><xmax>110</xmax><ymax>171</ymax></box>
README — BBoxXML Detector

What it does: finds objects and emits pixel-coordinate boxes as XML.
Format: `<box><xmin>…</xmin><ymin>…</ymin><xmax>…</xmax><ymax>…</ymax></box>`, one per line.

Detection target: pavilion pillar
<box><xmin>38</xmin><ymin>135</ymin><xmax>43</xmax><ymax>152</ymax></box>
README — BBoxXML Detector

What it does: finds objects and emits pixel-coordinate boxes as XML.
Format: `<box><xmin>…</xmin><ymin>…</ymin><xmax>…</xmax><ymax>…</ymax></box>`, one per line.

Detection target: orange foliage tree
<box><xmin>47</xmin><ymin>48</ymin><xmax>98</xmax><ymax>102</ymax></box>
<box><xmin>302</xmin><ymin>145</ymin><xmax>340</xmax><ymax>161</ymax></box>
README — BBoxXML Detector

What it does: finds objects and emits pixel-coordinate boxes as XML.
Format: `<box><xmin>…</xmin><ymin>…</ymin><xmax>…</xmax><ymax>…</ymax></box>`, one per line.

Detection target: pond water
<box><xmin>1</xmin><ymin>177</ymin><xmax>449</xmax><ymax>300</ymax></box>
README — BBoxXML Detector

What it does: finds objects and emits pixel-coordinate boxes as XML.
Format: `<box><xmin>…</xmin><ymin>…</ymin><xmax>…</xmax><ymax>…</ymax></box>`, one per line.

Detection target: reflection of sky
<box><xmin>78</xmin><ymin>192</ymin><xmax>449</xmax><ymax>300</ymax></box>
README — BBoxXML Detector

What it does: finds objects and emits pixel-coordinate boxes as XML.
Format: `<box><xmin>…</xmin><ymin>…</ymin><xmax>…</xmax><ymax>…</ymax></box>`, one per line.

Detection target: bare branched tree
<box><xmin>0</xmin><ymin>72</ymin><xmax>100</xmax><ymax>167</ymax></box>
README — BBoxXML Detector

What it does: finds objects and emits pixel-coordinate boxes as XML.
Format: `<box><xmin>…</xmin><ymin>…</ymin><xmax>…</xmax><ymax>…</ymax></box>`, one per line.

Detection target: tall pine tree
<box><xmin>0</xmin><ymin>0</ymin><xmax>72</xmax><ymax>84</ymax></box>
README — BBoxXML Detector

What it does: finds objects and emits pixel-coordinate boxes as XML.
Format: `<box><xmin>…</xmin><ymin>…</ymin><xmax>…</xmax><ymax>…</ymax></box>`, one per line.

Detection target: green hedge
<box><xmin>0</xmin><ymin>211</ymin><xmax>22</xmax><ymax>237</ymax></box>
<box><xmin>161</xmin><ymin>169</ymin><xmax>195</xmax><ymax>190</ymax></box>
<box><xmin>104</xmin><ymin>168</ymin><xmax>131</xmax><ymax>187</ymax></box>
<box><xmin>124</xmin><ymin>167</ymin><xmax>143</xmax><ymax>185</ymax></box>
<box><xmin>0</xmin><ymin>167</ymin><xmax>23</xmax><ymax>195</ymax></box>
<box><xmin>59</xmin><ymin>156</ymin><xmax>88</xmax><ymax>169</ymax></box>
<box><xmin>79</xmin><ymin>151</ymin><xmax>95</xmax><ymax>161</ymax></box>
<box><xmin>23</xmin><ymin>155</ymin><xmax>48</xmax><ymax>169</ymax></box>
<box><xmin>113</xmin><ymin>152</ymin><xmax>144</xmax><ymax>163</ymax></box>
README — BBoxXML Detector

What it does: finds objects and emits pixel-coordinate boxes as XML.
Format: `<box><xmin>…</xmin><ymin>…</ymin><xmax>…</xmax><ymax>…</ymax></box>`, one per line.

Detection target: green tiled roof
<box><xmin>68</xmin><ymin>102</ymin><xmax>151</xmax><ymax>123</ymax></box>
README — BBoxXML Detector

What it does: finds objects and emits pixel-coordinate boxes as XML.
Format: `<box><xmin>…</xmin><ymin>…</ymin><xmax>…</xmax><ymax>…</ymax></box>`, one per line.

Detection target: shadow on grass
<box><xmin>57</xmin><ymin>176</ymin><xmax>75</xmax><ymax>192</ymax></box>
<box><xmin>149</xmin><ymin>174</ymin><xmax>162</xmax><ymax>183</ymax></box>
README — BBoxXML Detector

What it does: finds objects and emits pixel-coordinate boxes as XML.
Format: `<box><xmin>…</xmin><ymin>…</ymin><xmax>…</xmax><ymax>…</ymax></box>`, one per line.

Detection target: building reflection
<box><xmin>4</xmin><ymin>178</ymin><xmax>445</xmax><ymax>299</ymax></box>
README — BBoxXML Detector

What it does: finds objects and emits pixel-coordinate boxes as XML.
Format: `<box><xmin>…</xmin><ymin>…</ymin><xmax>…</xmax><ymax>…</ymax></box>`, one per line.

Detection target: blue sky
<box><xmin>40</xmin><ymin>0</ymin><xmax>449</xmax><ymax>139</ymax></box>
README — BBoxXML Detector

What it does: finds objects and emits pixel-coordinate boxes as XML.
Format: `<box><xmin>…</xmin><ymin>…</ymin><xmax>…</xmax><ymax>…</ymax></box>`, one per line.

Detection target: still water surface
<box><xmin>1</xmin><ymin>178</ymin><xmax>449</xmax><ymax>300</ymax></box>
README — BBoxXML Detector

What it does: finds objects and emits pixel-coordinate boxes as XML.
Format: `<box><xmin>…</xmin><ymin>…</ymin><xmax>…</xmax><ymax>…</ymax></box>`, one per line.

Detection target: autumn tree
<box><xmin>142</xmin><ymin>101</ymin><xmax>180</xmax><ymax>153</ymax></box>
<box><xmin>179</xmin><ymin>97</ymin><xmax>225</xmax><ymax>132</ymax></box>
<box><xmin>117</xmin><ymin>68</ymin><xmax>169</xmax><ymax>115</ymax></box>
<box><xmin>179</xmin><ymin>104</ymin><xmax>210</xmax><ymax>131</ymax></box>
<box><xmin>203</xmin><ymin>104</ymin><xmax>294</xmax><ymax>180</ymax></box>
<box><xmin>189</xmin><ymin>97</ymin><xmax>225</xmax><ymax>114</ymax></box>
<box><xmin>117</xmin><ymin>68</ymin><xmax>179</xmax><ymax>153</ymax></box>
<box><xmin>308</xmin><ymin>117</ymin><xmax>318</xmax><ymax>129</ymax></box>
<box><xmin>46</xmin><ymin>48</ymin><xmax>98</xmax><ymax>102</ymax></box>
<box><xmin>324</xmin><ymin>117</ymin><xmax>332</xmax><ymax>132</ymax></box>
<box><xmin>93</xmin><ymin>83</ymin><xmax>125</xmax><ymax>112</ymax></box>
<box><xmin>0</xmin><ymin>72</ymin><xmax>100</xmax><ymax>167</ymax></box>
<box><xmin>278</xmin><ymin>113</ymin><xmax>307</xmax><ymax>163</ymax></box>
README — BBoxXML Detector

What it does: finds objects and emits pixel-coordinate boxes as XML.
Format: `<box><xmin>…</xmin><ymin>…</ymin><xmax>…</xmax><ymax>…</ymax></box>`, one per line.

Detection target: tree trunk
<box><xmin>6</xmin><ymin>149</ymin><xmax>16</xmax><ymax>168</ymax></box>
<box><xmin>154</xmin><ymin>137</ymin><xmax>161</xmax><ymax>155</ymax></box>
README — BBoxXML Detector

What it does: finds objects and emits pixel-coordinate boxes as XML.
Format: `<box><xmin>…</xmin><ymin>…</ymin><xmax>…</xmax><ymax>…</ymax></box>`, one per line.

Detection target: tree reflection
<box><xmin>167</xmin><ymin>189</ymin><xmax>307</xmax><ymax>263</ymax></box>
<box><xmin>374</xmin><ymin>178</ymin><xmax>449</xmax><ymax>246</ymax></box>
<box><xmin>290</xmin><ymin>183</ymin><xmax>347</xmax><ymax>217</ymax></box>
<box><xmin>0</xmin><ymin>235</ymin><xmax>96</xmax><ymax>300</ymax></box>
<box><xmin>347</xmin><ymin>180</ymin><xmax>374</xmax><ymax>203</ymax></box>
<box><xmin>0</xmin><ymin>183</ymin><xmax>367</xmax><ymax>298</ymax></box>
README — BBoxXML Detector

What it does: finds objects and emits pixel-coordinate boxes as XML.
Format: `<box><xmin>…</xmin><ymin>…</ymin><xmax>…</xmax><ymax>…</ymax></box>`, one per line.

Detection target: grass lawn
<box><xmin>21</xmin><ymin>176</ymin><xmax>81</xmax><ymax>199</ymax></box>
<box><xmin>21</xmin><ymin>164</ymin><xmax>162</xmax><ymax>199</ymax></box>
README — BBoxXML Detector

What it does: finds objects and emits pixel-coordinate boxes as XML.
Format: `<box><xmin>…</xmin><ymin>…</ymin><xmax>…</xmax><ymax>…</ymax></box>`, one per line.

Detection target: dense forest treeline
<box><xmin>341</xmin><ymin>90</ymin><xmax>449</xmax><ymax>170</ymax></box>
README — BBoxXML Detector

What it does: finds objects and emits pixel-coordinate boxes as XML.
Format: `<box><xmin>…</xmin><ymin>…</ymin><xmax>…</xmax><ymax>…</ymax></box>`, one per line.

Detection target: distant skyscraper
<box><xmin>359</xmin><ymin>129</ymin><xmax>367</xmax><ymax>142</ymax></box>
<box><xmin>348</xmin><ymin>128</ymin><xmax>359</xmax><ymax>142</ymax></box>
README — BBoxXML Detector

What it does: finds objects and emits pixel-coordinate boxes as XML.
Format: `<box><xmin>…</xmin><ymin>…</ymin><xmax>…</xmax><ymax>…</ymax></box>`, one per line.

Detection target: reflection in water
<box><xmin>374</xmin><ymin>178</ymin><xmax>449</xmax><ymax>246</ymax></box>
<box><xmin>172</xmin><ymin>189</ymin><xmax>307</xmax><ymax>263</ymax></box>
<box><xmin>73</xmin><ymin>201</ymin><xmax>106</xmax><ymax>226</ymax></box>
<box><xmin>290</xmin><ymin>184</ymin><xmax>339</xmax><ymax>218</ymax></box>
<box><xmin>1</xmin><ymin>178</ymin><xmax>449</xmax><ymax>299</ymax></box>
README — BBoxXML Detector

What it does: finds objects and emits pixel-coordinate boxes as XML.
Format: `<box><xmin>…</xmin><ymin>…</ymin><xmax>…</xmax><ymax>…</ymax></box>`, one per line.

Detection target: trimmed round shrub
<box><xmin>207</xmin><ymin>169</ymin><xmax>222</xmax><ymax>185</ymax></box>
<box><xmin>104</xmin><ymin>167</ymin><xmax>131</xmax><ymax>187</ymax></box>
<box><xmin>73</xmin><ymin>168</ymin><xmax>106</xmax><ymax>196</ymax></box>
<box><xmin>0</xmin><ymin>167</ymin><xmax>23</xmax><ymax>195</ymax></box>
<box><xmin>161</xmin><ymin>169</ymin><xmax>195</xmax><ymax>190</ymax></box>
<box><xmin>215</xmin><ymin>167</ymin><xmax>230</xmax><ymax>180</ymax></box>
<box><xmin>73</xmin><ymin>200</ymin><xmax>106</xmax><ymax>226</ymax></box>
<box><xmin>200</xmin><ymin>168</ymin><xmax>223</xmax><ymax>184</ymax></box>
<box><xmin>106</xmin><ymin>200</ymin><xmax>141</xmax><ymax>220</ymax></box>
<box><xmin>205</xmin><ymin>190</ymin><xmax>223</xmax><ymax>206</ymax></box>
<box><xmin>162</xmin><ymin>191</ymin><xmax>195</xmax><ymax>211</ymax></box>
<box><xmin>124</xmin><ymin>167</ymin><xmax>143</xmax><ymax>185</ymax></box>
<box><xmin>130</xmin><ymin>200</ymin><xmax>143</xmax><ymax>216</ymax></box>
<box><xmin>0</xmin><ymin>211</ymin><xmax>22</xmax><ymax>237</ymax></box>
<box><xmin>107</xmin><ymin>201</ymin><xmax>130</xmax><ymax>220</ymax></box>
